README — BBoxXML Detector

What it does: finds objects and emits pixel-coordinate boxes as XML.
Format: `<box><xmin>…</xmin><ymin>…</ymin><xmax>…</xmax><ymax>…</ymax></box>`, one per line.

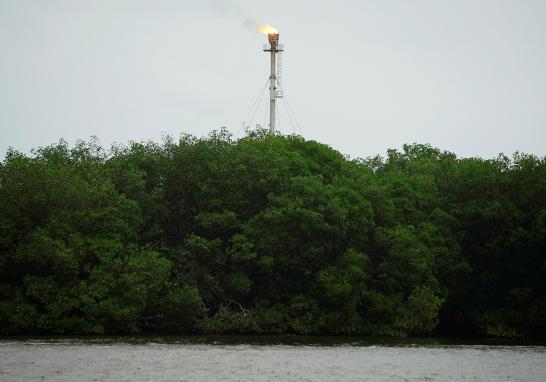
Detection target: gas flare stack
<box><xmin>263</xmin><ymin>30</ymin><xmax>284</xmax><ymax>134</ymax></box>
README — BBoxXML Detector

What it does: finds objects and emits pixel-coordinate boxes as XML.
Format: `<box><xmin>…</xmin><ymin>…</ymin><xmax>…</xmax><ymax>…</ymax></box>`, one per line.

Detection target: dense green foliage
<box><xmin>1</xmin><ymin>130</ymin><xmax>545</xmax><ymax>337</ymax></box>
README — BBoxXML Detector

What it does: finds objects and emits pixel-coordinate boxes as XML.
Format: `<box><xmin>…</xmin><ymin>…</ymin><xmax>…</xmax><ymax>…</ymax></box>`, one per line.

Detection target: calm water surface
<box><xmin>1</xmin><ymin>336</ymin><xmax>545</xmax><ymax>381</ymax></box>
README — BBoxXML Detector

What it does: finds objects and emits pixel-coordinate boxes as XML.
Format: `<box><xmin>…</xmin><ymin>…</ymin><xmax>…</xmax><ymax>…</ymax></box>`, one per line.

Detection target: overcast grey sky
<box><xmin>1</xmin><ymin>0</ymin><xmax>545</xmax><ymax>159</ymax></box>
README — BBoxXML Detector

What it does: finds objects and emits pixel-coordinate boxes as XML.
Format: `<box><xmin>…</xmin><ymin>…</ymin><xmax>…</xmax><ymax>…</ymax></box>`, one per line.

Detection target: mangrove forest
<box><xmin>1</xmin><ymin>129</ymin><xmax>544</xmax><ymax>338</ymax></box>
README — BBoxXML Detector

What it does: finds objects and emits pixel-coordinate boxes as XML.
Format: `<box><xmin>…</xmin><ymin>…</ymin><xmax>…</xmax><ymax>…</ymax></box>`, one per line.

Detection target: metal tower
<box><xmin>263</xmin><ymin>33</ymin><xmax>284</xmax><ymax>134</ymax></box>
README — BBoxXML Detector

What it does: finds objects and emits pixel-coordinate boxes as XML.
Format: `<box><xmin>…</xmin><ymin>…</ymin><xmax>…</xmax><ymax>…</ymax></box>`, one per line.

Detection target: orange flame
<box><xmin>256</xmin><ymin>24</ymin><xmax>279</xmax><ymax>35</ymax></box>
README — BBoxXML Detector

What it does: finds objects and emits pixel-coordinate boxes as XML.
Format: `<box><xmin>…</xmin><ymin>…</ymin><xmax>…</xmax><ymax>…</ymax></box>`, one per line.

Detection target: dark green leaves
<box><xmin>1</xmin><ymin>136</ymin><xmax>544</xmax><ymax>337</ymax></box>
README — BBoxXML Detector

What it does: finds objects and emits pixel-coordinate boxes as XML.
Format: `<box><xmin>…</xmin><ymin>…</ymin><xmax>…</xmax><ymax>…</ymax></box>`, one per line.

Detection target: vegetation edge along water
<box><xmin>1</xmin><ymin>129</ymin><xmax>544</xmax><ymax>338</ymax></box>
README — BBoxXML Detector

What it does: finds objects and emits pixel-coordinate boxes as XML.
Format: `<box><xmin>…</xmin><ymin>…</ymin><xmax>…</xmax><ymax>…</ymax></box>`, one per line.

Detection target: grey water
<box><xmin>1</xmin><ymin>336</ymin><xmax>545</xmax><ymax>381</ymax></box>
